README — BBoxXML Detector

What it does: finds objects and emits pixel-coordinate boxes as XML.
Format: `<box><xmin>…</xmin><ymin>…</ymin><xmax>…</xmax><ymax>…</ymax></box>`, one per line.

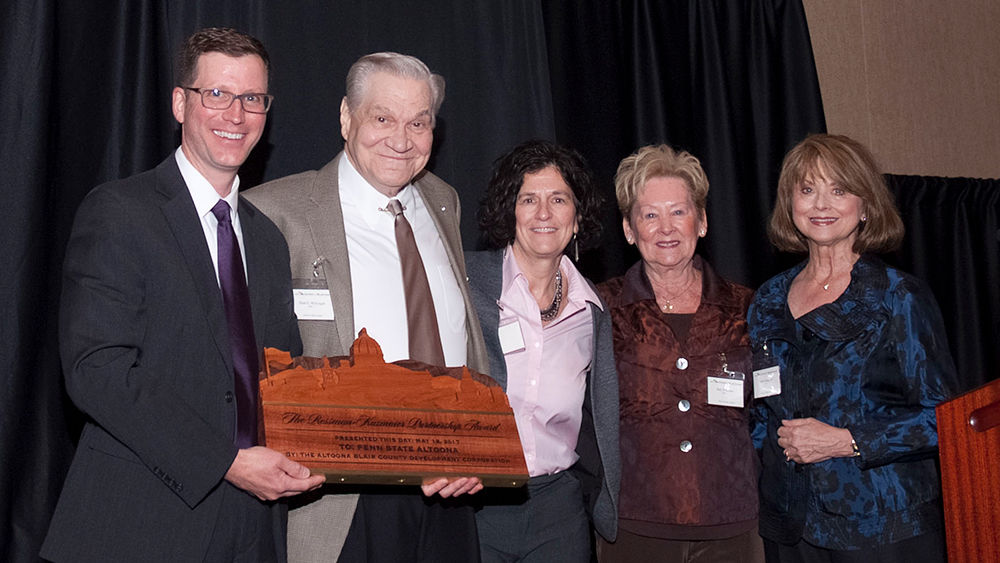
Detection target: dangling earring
<box><xmin>573</xmin><ymin>233</ymin><xmax>579</xmax><ymax>262</ymax></box>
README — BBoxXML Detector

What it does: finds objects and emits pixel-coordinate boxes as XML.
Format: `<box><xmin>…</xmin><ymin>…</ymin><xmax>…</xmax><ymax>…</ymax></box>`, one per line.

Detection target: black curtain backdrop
<box><xmin>542</xmin><ymin>0</ymin><xmax>825</xmax><ymax>284</ymax></box>
<box><xmin>2</xmin><ymin>1</ymin><xmax>994</xmax><ymax>561</ymax></box>
<box><xmin>886</xmin><ymin>175</ymin><xmax>1000</xmax><ymax>393</ymax></box>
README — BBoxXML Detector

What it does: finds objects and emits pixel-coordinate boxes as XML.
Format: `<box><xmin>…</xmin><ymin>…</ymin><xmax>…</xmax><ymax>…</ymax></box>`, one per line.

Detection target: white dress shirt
<box><xmin>175</xmin><ymin>147</ymin><xmax>246</xmax><ymax>285</ymax></box>
<box><xmin>338</xmin><ymin>156</ymin><xmax>467</xmax><ymax>366</ymax></box>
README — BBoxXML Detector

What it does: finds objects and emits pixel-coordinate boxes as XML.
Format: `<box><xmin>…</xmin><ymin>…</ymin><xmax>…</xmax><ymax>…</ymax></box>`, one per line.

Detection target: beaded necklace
<box><xmin>539</xmin><ymin>269</ymin><xmax>563</xmax><ymax>323</ymax></box>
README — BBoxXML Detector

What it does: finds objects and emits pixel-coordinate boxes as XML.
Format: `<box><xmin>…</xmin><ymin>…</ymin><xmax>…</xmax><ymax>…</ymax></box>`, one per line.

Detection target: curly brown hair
<box><xmin>478</xmin><ymin>140</ymin><xmax>603</xmax><ymax>252</ymax></box>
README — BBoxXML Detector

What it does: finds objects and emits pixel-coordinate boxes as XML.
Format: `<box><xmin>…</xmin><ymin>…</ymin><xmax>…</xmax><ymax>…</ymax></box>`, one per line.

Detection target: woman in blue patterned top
<box><xmin>747</xmin><ymin>134</ymin><xmax>957</xmax><ymax>562</ymax></box>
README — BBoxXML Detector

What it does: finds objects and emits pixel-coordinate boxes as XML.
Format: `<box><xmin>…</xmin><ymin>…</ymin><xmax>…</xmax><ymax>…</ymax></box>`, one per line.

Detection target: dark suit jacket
<box><xmin>245</xmin><ymin>151</ymin><xmax>489</xmax><ymax>561</ymax></box>
<box><xmin>42</xmin><ymin>155</ymin><xmax>302</xmax><ymax>562</ymax></box>
<box><xmin>464</xmin><ymin>249</ymin><xmax>621</xmax><ymax>542</ymax></box>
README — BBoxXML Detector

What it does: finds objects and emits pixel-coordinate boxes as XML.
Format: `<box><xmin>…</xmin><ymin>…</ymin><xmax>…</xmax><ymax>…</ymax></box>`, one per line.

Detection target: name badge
<box><xmin>753</xmin><ymin>366</ymin><xmax>781</xmax><ymax>398</ymax></box>
<box><xmin>498</xmin><ymin>320</ymin><xmax>525</xmax><ymax>354</ymax></box>
<box><xmin>707</xmin><ymin>371</ymin><xmax>745</xmax><ymax>407</ymax></box>
<box><xmin>293</xmin><ymin>288</ymin><xmax>335</xmax><ymax>321</ymax></box>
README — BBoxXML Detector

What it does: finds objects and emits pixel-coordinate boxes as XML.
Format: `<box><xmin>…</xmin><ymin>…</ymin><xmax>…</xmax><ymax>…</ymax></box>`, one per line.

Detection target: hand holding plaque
<box><xmin>259</xmin><ymin>329</ymin><xmax>528</xmax><ymax>487</ymax></box>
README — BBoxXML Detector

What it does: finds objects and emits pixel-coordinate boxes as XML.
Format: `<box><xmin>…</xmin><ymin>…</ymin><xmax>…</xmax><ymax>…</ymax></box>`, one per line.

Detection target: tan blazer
<box><xmin>245</xmin><ymin>151</ymin><xmax>489</xmax><ymax>562</ymax></box>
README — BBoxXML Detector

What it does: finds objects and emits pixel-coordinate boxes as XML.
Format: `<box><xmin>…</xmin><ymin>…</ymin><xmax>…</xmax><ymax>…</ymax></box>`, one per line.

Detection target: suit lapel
<box><xmin>155</xmin><ymin>158</ymin><xmax>233</xmax><ymax>374</ymax></box>
<box><xmin>482</xmin><ymin>250</ymin><xmax>506</xmax><ymax>388</ymax></box>
<box><xmin>306</xmin><ymin>154</ymin><xmax>356</xmax><ymax>352</ymax></box>
<box><xmin>238</xmin><ymin>200</ymin><xmax>267</xmax><ymax>349</ymax></box>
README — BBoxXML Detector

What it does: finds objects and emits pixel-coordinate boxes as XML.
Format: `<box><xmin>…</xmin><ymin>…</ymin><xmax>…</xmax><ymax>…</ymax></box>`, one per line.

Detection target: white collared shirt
<box><xmin>338</xmin><ymin>156</ymin><xmax>467</xmax><ymax>366</ymax></box>
<box><xmin>175</xmin><ymin>147</ymin><xmax>246</xmax><ymax>286</ymax></box>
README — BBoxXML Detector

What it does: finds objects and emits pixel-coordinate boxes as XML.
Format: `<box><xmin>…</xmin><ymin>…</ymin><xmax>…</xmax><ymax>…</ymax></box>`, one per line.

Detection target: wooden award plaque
<box><xmin>259</xmin><ymin>329</ymin><xmax>528</xmax><ymax>487</ymax></box>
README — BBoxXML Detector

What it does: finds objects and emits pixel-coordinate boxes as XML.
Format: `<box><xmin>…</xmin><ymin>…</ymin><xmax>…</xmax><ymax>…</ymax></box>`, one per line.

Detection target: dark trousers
<box><xmin>597</xmin><ymin>527</ymin><xmax>765</xmax><ymax>563</ymax></box>
<box><xmin>338</xmin><ymin>489</ymin><xmax>479</xmax><ymax>563</ymax></box>
<box><xmin>203</xmin><ymin>483</ymin><xmax>281</xmax><ymax>563</ymax></box>
<box><xmin>475</xmin><ymin>471</ymin><xmax>590</xmax><ymax>563</ymax></box>
<box><xmin>762</xmin><ymin>532</ymin><xmax>947</xmax><ymax>563</ymax></box>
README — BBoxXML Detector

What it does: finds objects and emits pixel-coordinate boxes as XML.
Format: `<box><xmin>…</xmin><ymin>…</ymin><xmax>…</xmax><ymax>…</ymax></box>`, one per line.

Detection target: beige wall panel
<box><xmin>802</xmin><ymin>0</ymin><xmax>1000</xmax><ymax>179</ymax></box>
<box><xmin>800</xmin><ymin>1</ymin><xmax>869</xmax><ymax>145</ymax></box>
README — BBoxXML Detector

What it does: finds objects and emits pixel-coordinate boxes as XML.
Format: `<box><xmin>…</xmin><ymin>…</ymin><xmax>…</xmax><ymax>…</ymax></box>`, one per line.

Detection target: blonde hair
<box><xmin>613</xmin><ymin>144</ymin><xmax>709</xmax><ymax>220</ymax></box>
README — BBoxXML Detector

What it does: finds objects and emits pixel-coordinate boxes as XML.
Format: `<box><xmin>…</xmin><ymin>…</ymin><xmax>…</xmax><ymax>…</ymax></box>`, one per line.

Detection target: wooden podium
<box><xmin>936</xmin><ymin>378</ymin><xmax>1000</xmax><ymax>563</ymax></box>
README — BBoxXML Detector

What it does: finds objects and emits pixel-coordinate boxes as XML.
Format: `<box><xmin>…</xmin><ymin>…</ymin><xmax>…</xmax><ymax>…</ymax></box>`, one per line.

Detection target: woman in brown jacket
<box><xmin>597</xmin><ymin>145</ymin><xmax>763</xmax><ymax>562</ymax></box>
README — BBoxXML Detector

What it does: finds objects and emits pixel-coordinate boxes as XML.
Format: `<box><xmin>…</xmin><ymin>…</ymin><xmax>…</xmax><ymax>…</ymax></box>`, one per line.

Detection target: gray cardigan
<box><xmin>464</xmin><ymin>249</ymin><xmax>620</xmax><ymax>542</ymax></box>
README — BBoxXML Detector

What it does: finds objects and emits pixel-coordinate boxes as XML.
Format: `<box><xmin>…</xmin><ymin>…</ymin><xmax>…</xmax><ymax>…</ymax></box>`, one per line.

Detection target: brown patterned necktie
<box><xmin>387</xmin><ymin>199</ymin><xmax>446</xmax><ymax>367</ymax></box>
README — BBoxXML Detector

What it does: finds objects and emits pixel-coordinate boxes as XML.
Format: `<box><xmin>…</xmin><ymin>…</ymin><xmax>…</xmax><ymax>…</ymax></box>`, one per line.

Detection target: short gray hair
<box><xmin>345</xmin><ymin>52</ymin><xmax>446</xmax><ymax>118</ymax></box>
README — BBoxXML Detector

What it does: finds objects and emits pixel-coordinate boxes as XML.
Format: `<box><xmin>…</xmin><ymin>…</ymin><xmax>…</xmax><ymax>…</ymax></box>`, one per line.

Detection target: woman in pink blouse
<box><xmin>466</xmin><ymin>140</ymin><xmax>620</xmax><ymax>562</ymax></box>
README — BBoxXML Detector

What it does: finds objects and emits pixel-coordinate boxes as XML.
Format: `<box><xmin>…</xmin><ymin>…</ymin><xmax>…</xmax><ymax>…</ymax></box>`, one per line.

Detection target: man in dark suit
<box><xmin>245</xmin><ymin>52</ymin><xmax>488</xmax><ymax>563</ymax></box>
<box><xmin>41</xmin><ymin>27</ymin><xmax>324</xmax><ymax>562</ymax></box>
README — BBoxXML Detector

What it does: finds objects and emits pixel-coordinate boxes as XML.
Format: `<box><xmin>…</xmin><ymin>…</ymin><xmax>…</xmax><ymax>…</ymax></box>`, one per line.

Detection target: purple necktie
<box><xmin>211</xmin><ymin>200</ymin><xmax>259</xmax><ymax>448</ymax></box>
<box><xmin>387</xmin><ymin>199</ymin><xmax>446</xmax><ymax>367</ymax></box>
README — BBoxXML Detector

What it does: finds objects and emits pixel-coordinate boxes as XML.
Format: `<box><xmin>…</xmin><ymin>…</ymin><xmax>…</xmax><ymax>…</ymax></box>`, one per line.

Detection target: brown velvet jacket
<box><xmin>598</xmin><ymin>256</ymin><xmax>758</xmax><ymax>539</ymax></box>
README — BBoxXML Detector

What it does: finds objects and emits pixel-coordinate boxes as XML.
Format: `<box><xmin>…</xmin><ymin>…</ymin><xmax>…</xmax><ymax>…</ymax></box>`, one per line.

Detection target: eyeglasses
<box><xmin>183</xmin><ymin>87</ymin><xmax>274</xmax><ymax>114</ymax></box>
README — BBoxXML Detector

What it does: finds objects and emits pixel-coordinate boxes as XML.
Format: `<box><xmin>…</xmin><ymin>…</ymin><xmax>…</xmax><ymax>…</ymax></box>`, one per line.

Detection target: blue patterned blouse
<box><xmin>747</xmin><ymin>255</ymin><xmax>957</xmax><ymax>550</ymax></box>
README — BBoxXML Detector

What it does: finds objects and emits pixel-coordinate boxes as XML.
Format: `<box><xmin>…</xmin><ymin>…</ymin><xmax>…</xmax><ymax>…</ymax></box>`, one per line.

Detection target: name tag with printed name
<box><xmin>293</xmin><ymin>288</ymin><xmax>335</xmax><ymax>321</ymax></box>
<box><xmin>753</xmin><ymin>366</ymin><xmax>781</xmax><ymax>398</ymax></box>
<box><xmin>707</xmin><ymin>372</ymin><xmax>745</xmax><ymax>407</ymax></box>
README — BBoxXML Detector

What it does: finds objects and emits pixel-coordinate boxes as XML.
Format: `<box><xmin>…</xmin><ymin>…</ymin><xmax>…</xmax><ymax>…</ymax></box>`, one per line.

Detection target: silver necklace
<box><xmin>539</xmin><ymin>270</ymin><xmax>563</xmax><ymax>322</ymax></box>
